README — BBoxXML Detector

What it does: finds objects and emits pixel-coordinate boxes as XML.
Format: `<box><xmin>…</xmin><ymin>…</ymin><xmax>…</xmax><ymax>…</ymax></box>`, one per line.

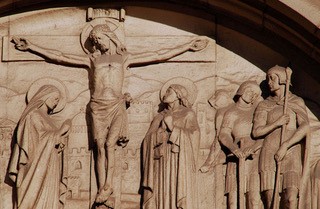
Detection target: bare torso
<box><xmin>90</xmin><ymin>53</ymin><xmax>125</xmax><ymax>101</ymax></box>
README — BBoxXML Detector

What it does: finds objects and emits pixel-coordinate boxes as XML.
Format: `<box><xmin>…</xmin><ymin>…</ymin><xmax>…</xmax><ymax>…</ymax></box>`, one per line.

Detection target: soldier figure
<box><xmin>12</xmin><ymin>24</ymin><xmax>207</xmax><ymax>205</ymax></box>
<box><xmin>252</xmin><ymin>66</ymin><xmax>310</xmax><ymax>209</ymax></box>
<box><xmin>219</xmin><ymin>81</ymin><xmax>262</xmax><ymax>209</ymax></box>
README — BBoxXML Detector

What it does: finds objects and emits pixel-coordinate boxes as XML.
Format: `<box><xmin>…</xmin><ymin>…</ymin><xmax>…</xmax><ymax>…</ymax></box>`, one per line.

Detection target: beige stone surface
<box><xmin>280</xmin><ymin>0</ymin><xmax>320</xmax><ymax>27</ymax></box>
<box><xmin>0</xmin><ymin>3</ymin><xmax>319</xmax><ymax>209</ymax></box>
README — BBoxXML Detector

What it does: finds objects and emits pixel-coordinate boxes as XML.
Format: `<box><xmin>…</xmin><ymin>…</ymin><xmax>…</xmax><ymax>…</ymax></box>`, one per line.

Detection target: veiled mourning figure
<box><xmin>252</xmin><ymin>66</ymin><xmax>310</xmax><ymax>209</ymax></box>
<box><xmin>12</xmin><ymin>23</ymin><xmax>208</xmax><ymax>205</ymax></box>
<box><xmin>142</xmin><ymin>78</ymin><xmax>200</xmax><ymax>209</ymax></box>
<box><xmin>8</xmin><ymin>85</ymin><xmax>71</xmax><ymax>209</ymax></box>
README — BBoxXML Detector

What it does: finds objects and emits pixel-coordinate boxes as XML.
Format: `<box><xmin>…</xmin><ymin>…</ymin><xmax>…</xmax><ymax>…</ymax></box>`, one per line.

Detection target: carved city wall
<box><xmin>0</xmin><ymin>5</ymin><xmax>319</xmax><ymax>209</ymax></box>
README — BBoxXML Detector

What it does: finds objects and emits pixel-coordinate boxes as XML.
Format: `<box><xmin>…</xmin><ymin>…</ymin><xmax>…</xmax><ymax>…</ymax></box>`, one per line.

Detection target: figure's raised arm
<box><xmin>12</xmin><ymin>37</ymin><xmax>90</xmax><ymax>68</ymax></box>
<box><xmin>124</xmin><ymin>37</ymin><xmax>208</xmax><ymax>68</ymax></box>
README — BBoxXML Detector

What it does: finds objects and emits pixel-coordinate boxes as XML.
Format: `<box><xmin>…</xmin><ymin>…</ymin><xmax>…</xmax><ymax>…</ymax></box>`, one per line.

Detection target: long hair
<box><xmin>89</xmin><ymin>24</ymin><xmax>126</xmax><ymax>55</ymax></box>
<box><xmin>169</xmin><ymin>84</ymin><xmax>191</xmax><ymax>108</ymax></box>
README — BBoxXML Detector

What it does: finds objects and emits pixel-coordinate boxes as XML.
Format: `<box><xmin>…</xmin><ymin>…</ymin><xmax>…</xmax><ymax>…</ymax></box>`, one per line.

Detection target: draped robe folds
<box><xmin>8</xmin><ymin>109</ymin><xmax>67</xmax><ymax>209</ymax></box>
<box><xmin>142</xmin><ymin>106</ymin><xmax>200</xmax><ymax>209</ymax></box>
<box><xmin>254</xmin><ymin>93</ymin><xmax>314</xmax><ymax>208</ymax></box>
<box><xmin>298</xmin><ymin>128</ymin><xmax>320</xmax><ymax>209</ymax></box>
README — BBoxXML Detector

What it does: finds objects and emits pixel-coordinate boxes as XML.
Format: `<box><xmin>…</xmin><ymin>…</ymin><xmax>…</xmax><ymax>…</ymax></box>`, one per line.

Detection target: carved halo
<box><xmin>27</xmin><ymin>77</ymin><xmax>68</xmax><ymax>113</ymax></box>
<box><xmin>80</xmin><ymin>18</ymin><xmax>125</xmax><ymax>54</ymax></box>
<box><xmin>160</xmin><ymin>77</ymin><xmax>198</xmax><ymax>105</ymax></box>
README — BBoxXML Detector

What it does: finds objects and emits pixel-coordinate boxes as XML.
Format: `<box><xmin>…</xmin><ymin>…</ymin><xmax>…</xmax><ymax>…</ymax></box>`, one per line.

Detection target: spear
<box><xmin>272</xmin><ymin>67</ymin><xmax>292</xmax><ymax>209</ymax></box>
<box><xmin>239</xmin><ymin>154</ymin><xmax>245</xmax><ymax>209</ymax></box>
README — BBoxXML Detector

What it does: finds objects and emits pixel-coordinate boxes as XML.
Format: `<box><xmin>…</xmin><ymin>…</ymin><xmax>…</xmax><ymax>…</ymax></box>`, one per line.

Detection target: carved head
<box><xmin>45</xmin><ymin>91</ymin><xmax>61</xmax><ymax>112</ymax></box>
<box><xmin>89</xmin><ymin>24</ymin><xmax>126</xmax><ymax>55</ymax></box>
<box><xmin>160</xmin><ymin>77</ymin><xmax>197</xmax><ymax>107</ymax></box>
<box><xmin>34</xmin><ymin>85</ymin><xmax>61</xmax><ymax>114</ymax></box>
<box><xmin>236</xmin><ymin>81</ymin><xmax>261</xmax><ymax>104</ymax></box>
<box><xmin>267</xmin><ymin>65</ymin><xmax>292</xmax><ymax>93</ymax></box>
<box><xmin>165</xmin><ymin>84</ymin><xmax>191</xmax><ymax>108</ymax></box>
<box><xmin>163</xmin><ymin>86</ymin><xmax>178</xmax><ymax>104</ymax></box>
<box><xmin>267</xmin><ymin>65</ymin><xmax>288</xmax><ymax>85</ymax></box>
<box><xmin>21</xmin><ymin>85</ymin><xmax>61</xmax><ymax>121</ymax></box>
<box><xmin>208</xmin><ymin>90</ymin><xmax>233</xmax><ymax>109</ymax></box>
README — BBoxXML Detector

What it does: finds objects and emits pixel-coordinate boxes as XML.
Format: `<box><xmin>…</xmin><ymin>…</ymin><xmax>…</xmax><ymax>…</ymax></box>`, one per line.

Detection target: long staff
<box><xmin>239</xmin><ymin>154</ymin><xmax>245</xmax><ymax>209</ymax></box>
<box><xmin>272</xmin><ymin>67</ymin><xmax>292</xmax><ymax>209</ymax></box>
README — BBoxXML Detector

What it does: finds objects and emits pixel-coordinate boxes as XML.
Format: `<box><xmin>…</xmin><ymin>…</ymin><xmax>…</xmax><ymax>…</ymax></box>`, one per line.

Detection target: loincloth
<box><xmin>89</xmin><ymin>97</ymin><xmax>128</xmax><ymax>145</ymax></box>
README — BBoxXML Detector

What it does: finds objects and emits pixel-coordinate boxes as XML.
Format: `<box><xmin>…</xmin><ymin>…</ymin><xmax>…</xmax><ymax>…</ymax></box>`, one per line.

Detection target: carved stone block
<box><xmin>0</xmin><ymin>5</ymin><xmax>319</xmax><ymax>209</ymax></box>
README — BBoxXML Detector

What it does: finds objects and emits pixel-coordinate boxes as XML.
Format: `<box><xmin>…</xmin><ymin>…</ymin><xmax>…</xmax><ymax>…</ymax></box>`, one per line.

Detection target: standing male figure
<box><xmin>252</xmin><ymin>65</ymin><xmax>310</xmax><ymax>209</ymax></box>
<box><xmin>199</xmin><ymin>90</ymin><xmax>234</xmax><ymax>209</ymax></box>
<box><xmin>219</xmin><ymin>81</ymin><xmax>262</xmax><ymax>209</ymax></box>
<box><xmin>200</xmin><ymin>90</ymin><xmax>234</xmax><ymax>172</ymax></box>
<box><xmin>12</xmin><ymin>23</ymin><xmax>207</xmax><ymax>205</ymax></box>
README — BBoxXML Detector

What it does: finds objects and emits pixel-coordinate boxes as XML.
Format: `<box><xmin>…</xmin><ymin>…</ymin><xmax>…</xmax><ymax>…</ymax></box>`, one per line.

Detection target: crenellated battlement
<box><xmin>68</xmin><ymin>147</ymin><xmax>91</xmax><ymax>155</ymax></box>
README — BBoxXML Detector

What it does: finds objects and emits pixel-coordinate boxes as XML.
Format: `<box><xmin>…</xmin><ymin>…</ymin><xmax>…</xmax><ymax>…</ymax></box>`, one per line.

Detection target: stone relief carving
<box><xmin>11</xmin><ymin>8</ymin><xmax>209</xmax><ymax>207</ymax></box>
<box><xmin>252</xmin><ymin>66</ymin><xmax>310</xmax><ymax>209</ymax></box>
<box><xmin>200</xmin><ymin>89</ymin><xmax>234</xmax><ymax>173</ymax></box>
<box><xmin>8</xmin><ymin>81</ymin><xmax>71</xmax><ymax>209</ymax></box>
<box><xmin>1</xmin><ymin>6</ymin><xmax>320</xmax><ymax>209</ymax></box>
<box><xmin>0</xmin><ymin>119</ymin><xmax>16</xmax><ymax>209</ymax></box>
<box><xmin>142</xmin><ymin>77</ymin><xmax>200</xmax><ymax>209</ymax></box>
<box><xmin>66</xmin><ymin>109</ymin><xmax>91</xmax><ymax>203</ymax></box>
<box><xmin>218</xmin><ymin>81</ymin><xmax>262</xmax><ymax>209</ymax></box>
<box><xmin>199</xmin><ymin>90</ymin><xmax>234</xmax><ymax>209</ymax></box>
<box><xmin>303</xmin><ymin>129</ymin><xmax>320</xmax><ymax>209</ymax></box>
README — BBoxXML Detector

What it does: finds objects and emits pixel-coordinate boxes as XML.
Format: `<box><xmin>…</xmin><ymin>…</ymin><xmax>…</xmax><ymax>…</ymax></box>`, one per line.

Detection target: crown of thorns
<box><xmin>89</xmin><ymin>24</ymin><xmax>119</xmax><ymax>39</ymax></box>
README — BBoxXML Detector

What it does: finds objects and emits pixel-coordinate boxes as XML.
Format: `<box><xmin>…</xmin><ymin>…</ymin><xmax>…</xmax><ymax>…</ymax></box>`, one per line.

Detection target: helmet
<box><xmin>267</xmin><ymin>65</ymin><xmax>291</xmax><ymax>85</ymax></box>
<box><xmin>236</xmin><ymin>81</ymin><xmax>260</xmax><ymax>96</ymax></box>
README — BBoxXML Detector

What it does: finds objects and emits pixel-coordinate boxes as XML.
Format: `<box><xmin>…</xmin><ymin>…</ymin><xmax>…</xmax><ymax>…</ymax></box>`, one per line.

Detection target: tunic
<box><xmin>254</xmin><ymin>93</ymin><xmax>308</xmax><ymax>191</ymax></box>
<box><xmin>220</xmin><ymin>103</ymin><xmax>260</xmax><ymax>193</ymax></box>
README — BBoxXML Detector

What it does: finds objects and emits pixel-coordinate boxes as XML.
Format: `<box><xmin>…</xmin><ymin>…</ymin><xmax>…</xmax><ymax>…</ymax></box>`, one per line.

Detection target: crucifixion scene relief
<box><xmin>0</xmin><ymin>2</ymin><xmax>320</xmax><ymax>209</ymax></box>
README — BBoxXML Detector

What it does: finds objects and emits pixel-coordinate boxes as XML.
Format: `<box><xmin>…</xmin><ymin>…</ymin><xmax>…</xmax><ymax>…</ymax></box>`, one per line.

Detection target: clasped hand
<box><xmin>275</xmin><ymin>143</ymin><xmax>288</xmax><ymax>162</ymax></box>
<box><xmin>233</xmin><ymin>147</ymin><xmax>254</xmax><ymax>159</ymax></box>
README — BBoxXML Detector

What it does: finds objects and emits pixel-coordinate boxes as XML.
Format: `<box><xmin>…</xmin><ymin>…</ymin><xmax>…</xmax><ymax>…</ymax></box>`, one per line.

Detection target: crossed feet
<box><xmin>95</xmin><ymin>187</ymin><xmax>113</xmax><ymax>204</ymax></box>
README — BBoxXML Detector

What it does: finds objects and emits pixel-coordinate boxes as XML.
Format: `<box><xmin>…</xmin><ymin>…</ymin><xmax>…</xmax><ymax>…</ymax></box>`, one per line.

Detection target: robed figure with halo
<box><xmin>142</xmin><ymin>77</ymin><xmax>200</xmax><ymax>209</ymax></box>
<box><xmin>8</xmin><ymin>80</ymin><xmax>71</xmax><ymax>209</ymax></box>
<box><xmin>12</xmin><ymin>17</ymin><xmax>208</xmax><ymax>206</ymax></box>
